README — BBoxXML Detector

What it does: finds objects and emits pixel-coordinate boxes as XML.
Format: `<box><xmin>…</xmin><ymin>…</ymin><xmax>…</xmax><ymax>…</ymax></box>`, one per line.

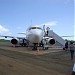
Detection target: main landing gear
<box><xmin>32</xmin><ymin>43</ymin><xmax>38</xmax><ymax>51</ymax></box>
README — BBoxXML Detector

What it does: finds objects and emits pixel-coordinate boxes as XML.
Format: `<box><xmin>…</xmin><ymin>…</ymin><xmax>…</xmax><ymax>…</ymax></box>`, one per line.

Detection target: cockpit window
<box><xmin>29</xmin><ymin>27</ymin><xmax>42</xmax><ymax>30</ymax></box>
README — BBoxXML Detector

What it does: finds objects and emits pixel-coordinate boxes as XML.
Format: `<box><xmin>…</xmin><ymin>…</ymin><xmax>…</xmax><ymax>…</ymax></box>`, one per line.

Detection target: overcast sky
<box><xmin>0</xmin><ymin>0</ymin><xmax>74</xmax><ymax>40</ymax></box>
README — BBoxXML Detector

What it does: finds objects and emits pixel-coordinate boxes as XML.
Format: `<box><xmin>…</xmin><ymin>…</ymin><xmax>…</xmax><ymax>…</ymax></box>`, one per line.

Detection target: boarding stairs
<box><xmin>47</xmin><ymin>30</ymin><xmax>66</xmax><ymax>47</ymax></box>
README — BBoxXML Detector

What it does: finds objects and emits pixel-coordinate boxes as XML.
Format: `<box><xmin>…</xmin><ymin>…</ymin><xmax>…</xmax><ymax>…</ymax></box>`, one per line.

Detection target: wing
<box><xmin>18</xmin><ymin>31</ymin><xmax>32</xmax><ymax>35</ymax></box>
<box><xmin>61</xmin><ymin>36</ymin><xmax>74</xmax><ymax>37</ymax></box>
<box><xmin>0</xmin><ymin>35</ymin><xmax>26</xmax><ymax>40</ymax></box>
<box><xmin>0</xmin><ymin>35</ymin><xmax>14</xmax><ymax>38</ymax></box>
<box><xmin>61</xmin><ymin>35</ymin><xmax>75</xmax><ymax>37</ymax></box>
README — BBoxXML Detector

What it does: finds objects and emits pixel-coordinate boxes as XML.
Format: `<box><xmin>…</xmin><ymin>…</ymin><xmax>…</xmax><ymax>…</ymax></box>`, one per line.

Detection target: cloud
<box><xmin>0</xmin><ymin>25</ymin><xmax>11</xmax><ymax>34</ymax></box>
<box><xmin>40</xmin><ymin>21</ymin><xmax>58</xmax><ymax>27</ymax></box>
<box><xmin>64</xmin><ymin>0</ymin><xmax>72</xmax><ymax>4</ymax></box>
<box><xmin>43</xmin><ymin>21</ymin><xmax>57</xmax><ymax>26</ymax></box>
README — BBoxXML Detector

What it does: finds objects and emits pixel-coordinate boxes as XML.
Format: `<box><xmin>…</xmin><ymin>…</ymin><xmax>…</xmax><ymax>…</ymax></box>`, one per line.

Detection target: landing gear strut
<box><xmin>32</xmin><ymin>43</ymin><xmax>38</xmax><ymax>51</ymax></box>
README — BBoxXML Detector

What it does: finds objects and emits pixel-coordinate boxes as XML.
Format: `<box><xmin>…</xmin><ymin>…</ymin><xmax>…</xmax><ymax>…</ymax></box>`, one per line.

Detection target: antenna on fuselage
<box><xmin>43</xmin><ymin>25</ymin><xmax>45</xmax><ymax>32</ymax></box>
<box><xmin>43</xmin><ymin>25</ymin><xmax>46</xmax><ymax>36</ymax></box>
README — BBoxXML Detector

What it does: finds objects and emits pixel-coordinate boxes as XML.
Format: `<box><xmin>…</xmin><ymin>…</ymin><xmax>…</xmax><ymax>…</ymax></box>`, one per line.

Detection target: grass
<box><xmin>0</xmin><ymin>39</ymin><xmax>10</xmax><ymax>42</ymax></box>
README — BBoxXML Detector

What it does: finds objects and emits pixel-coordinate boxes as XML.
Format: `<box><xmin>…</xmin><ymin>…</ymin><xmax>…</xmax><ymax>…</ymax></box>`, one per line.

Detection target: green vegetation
<box><xmin>0</xmin><ymin>39</ymin><xmax>10</xmax><ymax>42</ymax></box>
<box><xmin>65</xmin><ymin>39</ymin><xmax>75</xmax><ymax>43</ymax></box>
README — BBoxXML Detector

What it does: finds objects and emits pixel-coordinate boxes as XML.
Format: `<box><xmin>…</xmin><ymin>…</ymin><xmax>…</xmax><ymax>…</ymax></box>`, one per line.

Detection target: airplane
<box><xmin>61</xmin><ymin>35</ymin><xmax>75</xmax><ymax>37</ymax></box>
<box><xmin>0</xmin><ymin>25</ymin><xmax>55</xmax><ymax>50</ymax></box>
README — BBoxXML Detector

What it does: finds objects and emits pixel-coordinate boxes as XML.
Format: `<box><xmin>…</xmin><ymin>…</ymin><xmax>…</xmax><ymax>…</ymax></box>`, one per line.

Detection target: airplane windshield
<box><xmin>29</xmin><ymin>27</ymin><xmax>42</xmax><ymax>30</ymax></box>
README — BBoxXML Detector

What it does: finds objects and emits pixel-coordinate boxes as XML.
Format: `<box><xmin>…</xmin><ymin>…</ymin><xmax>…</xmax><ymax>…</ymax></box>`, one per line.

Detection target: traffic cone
<box><xmin>35</xmin><ymin>48</ymin><xmax>40</xmax><ymax>55</ymax></box>
<box><xmin>28</xmin><ymin>46</ymin><xmax>29</xmax><ymax>48</ymax></box>
<box><xmin>71</xmin><ymin>63</ymin><xmax>75</xmax><ymax>75</ymax></box>
<box><xmin>12</xmin><ymin>44</ymin><xmax>16</xmax><ymax>47</ymax></box>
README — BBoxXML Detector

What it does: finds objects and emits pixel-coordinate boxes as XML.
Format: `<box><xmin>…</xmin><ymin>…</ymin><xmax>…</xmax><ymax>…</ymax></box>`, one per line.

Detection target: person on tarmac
<box><xmin>65</xmin><ymin>41</ymin><xmax>68</xmax><ymax>51</ymax></box>
<box><xmin>71</xmin><ymin>62</ymin><xmax>75</xmax><ymax>75</ymax></box>
<box><xmin>69</xmin><ymin>42</ymin><xmax>75</xmax><ymax>60</ymax></box>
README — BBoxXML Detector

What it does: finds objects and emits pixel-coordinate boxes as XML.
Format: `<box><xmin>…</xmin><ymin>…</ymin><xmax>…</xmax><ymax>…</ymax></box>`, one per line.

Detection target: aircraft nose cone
<box><xmin>27</xmin><ymin>29</ymin><xmax>43</xmax><ymax>43</ymax></box>
<box><xmin>30</xmin><ymin>33</ymin><xmax>42</xmax><ymax>43</ymax></box>
<box><xmin>34</xmin><ymin>35</ymin><xmax>39</xmax><ymax>39</ymax></box>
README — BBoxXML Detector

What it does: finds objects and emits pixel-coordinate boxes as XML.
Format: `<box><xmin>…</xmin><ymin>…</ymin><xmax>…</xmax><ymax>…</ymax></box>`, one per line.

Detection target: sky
<box><xmin>0</xmin><ymin>0</ymin><xmax>74</xmax><ymax>40</ymax></box>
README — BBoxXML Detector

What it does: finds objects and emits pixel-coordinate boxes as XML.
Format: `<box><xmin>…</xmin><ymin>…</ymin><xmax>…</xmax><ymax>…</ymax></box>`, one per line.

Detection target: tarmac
<box><xmin>0</xmin><ymin>42</ymin><xmax>75</xmax><ymax>75</ymax></box>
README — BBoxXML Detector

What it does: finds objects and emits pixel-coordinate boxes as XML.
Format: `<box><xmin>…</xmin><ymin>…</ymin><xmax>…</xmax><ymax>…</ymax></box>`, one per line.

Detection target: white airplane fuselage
<box><xmin>26</xmin><ymin>26</ymin><xmax>44</xmax><ymax>44</ymax></box>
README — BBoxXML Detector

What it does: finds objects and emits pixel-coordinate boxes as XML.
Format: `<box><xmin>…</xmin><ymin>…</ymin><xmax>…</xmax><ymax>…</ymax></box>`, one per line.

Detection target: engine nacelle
<box><xmin>11</xmin><ymin>38</ymin><xmax>18</xmax><ymax>44</ymax></box>
<box><xmin>10</xmin><ymin>38</ymin><xmax>28</xmax><ymax>46</ymax></box>
<box><xmin>43</xmin><ymin>37</ymin><xmax>55</xmax><ymax>45</ymax></box>
<box><xmin>48</xmin><ymin>38</ymin><xmax>55</xmax><ymax>45</ymax></box>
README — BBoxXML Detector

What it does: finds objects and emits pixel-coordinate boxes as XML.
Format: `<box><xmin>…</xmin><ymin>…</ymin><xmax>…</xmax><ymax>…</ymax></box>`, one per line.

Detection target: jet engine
<box><xmin>11</xmin><ymin>38</ymin><xmax>18</xmax><ymax>44</ymax></box>
<box><xmin>43</xmin><ymin>37</ymin><xmax>55</xmax><ymax>45</ymax></box>
<box><xmin>48</xmin><ymin>38</ymin><xmax>55</xmax><ymax>45</ymax></box>
<box><xmin>10</xmin><ymin>38</ymin><xmax>28</xmax><ymax>46</ymax></box>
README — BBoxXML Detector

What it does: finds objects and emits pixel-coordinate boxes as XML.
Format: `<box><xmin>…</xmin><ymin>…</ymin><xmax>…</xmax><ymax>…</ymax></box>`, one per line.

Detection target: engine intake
<box><xmin>49</xmin><ymin>39</ymin><xmax>55</xmax><ymax>45</ymax></box>
<box><xmin>11</xmin><ymin>39</ymin><xmax>18</xmax><ymax>44</ymax></box>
